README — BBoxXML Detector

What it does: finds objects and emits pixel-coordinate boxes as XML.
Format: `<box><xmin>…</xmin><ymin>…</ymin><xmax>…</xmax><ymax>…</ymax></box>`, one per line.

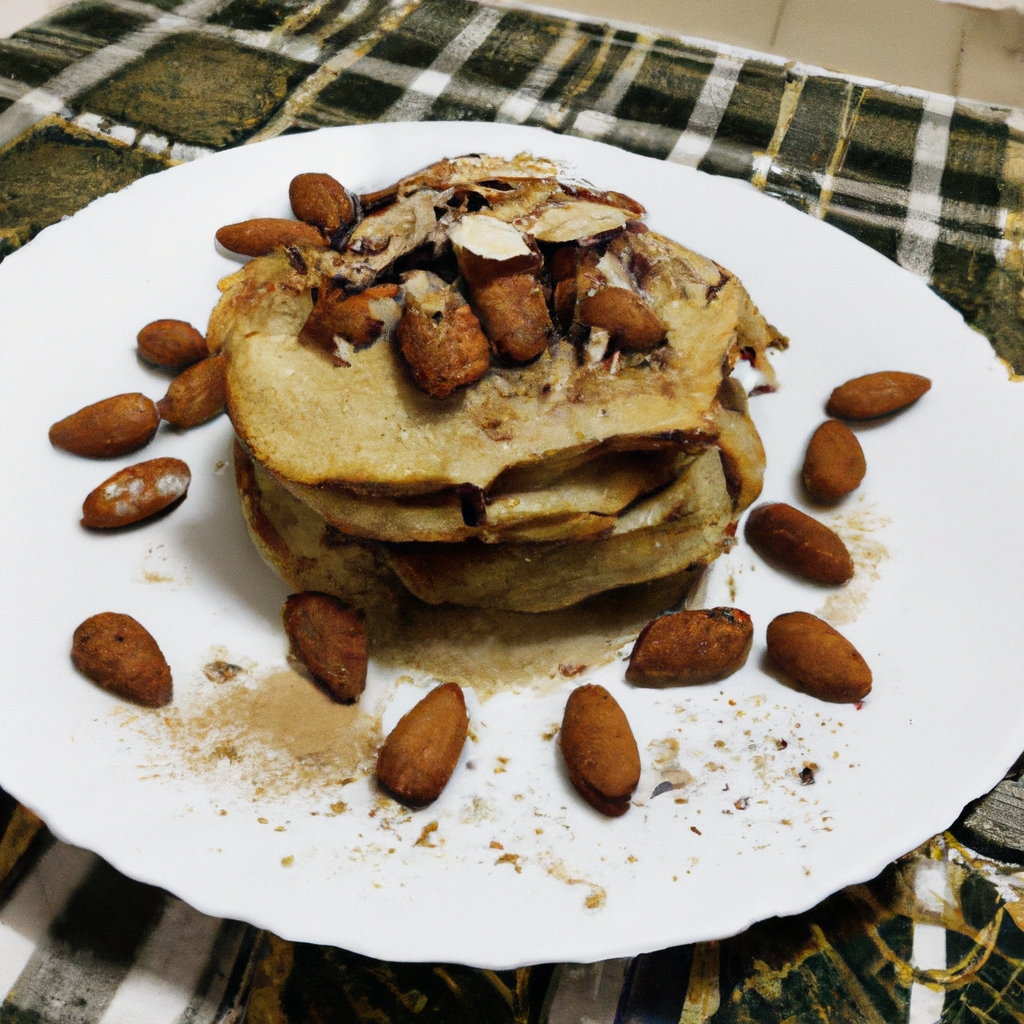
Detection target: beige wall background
<box><xmin>2</xmin><ymin>0</ymin><xmax>1022</xmax><ymax>107</ymax></box>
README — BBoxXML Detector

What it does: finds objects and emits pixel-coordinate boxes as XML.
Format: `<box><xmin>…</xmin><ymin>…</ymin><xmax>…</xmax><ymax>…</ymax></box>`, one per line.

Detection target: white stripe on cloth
<box><xmin>96</xmin><ymin>899</ymin><xmax>229</xmax><ymax>1024</ymax></box>
<box><xmin>896</xmin><ymin>92</ymin><xmax>956</xmax><ymax>279</ymax></box>
<box><xmin>800</xmin><ymin>192</ymin><xmax>1009</xmax><ymax>263</ymax></box>
<box><xmin>907</xmin><ymin>858</ymin><xmax>951</xmax><ymax>1024</ymax></box>
<box><xmin>666</xmin><ymin>52</ymin><xmax>744</xmax><ymax>168</ymax></box>
<box><xmin>0</xmin><ymin>0</ymin><xmax>226</xmax><ymax>149</ymax></box>
<box><xmin>0</xmin><ymin>844</ymin><xmax>98</xmax><ymax>996</ymax></box>
<box><xmin>592</xmin><ymin>33</ymin><xmax>653</xmax><ymax>115</ymax></box>
<box><xmin>0</xmin><ymin>78</ymin><xmax>30</xmax><ymax>102</ymax></box>
<box><xmin>382</xmin><ymin>4</ymin><xmax>505</xmax><ymax>121</ymax></box>
<box><xmin>569</xmin><ymin>32</ymin><xmax>653</xmax><ymax>138</ymax></box>
<box><xmin>496</xmin><ymin>25</ymin><xmax>582</xmax><ymax>124</ymax></box>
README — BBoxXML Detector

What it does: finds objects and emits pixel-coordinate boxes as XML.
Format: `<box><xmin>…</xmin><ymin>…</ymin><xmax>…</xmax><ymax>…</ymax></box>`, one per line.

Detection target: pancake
<box><xmin>213</xmin><ymin>153</ymin><xmax>785</xmax><ymax>623</ymax></box>
<box><xmin>235</xmin><ymin>441</ymin><xmax>722</xmax><ymax>614</ymax></box>
<box><xmin>208</xmin><ymin>167</ymin><xmax>783</xmax><ymax>495</ymax></box>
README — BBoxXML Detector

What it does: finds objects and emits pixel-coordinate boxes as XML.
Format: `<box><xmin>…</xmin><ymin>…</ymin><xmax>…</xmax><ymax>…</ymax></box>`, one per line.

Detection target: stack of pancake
<box><xmin>208</xmin><ymin>155</ymin><xmax>785</xmax><ymax>618</ymax></box>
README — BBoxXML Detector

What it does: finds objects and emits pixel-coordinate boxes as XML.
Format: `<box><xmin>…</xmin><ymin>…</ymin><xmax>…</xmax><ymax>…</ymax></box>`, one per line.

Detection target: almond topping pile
<box><xmin>214</xmin><ymin>165</ymin><xmax>677</xmax><ymax>400</ymax></box>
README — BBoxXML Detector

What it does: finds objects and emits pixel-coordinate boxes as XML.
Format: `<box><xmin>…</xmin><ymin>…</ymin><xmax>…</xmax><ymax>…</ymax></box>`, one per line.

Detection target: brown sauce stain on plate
<box><xmin>817</xmin><ymin>501</ymin><xmax>889</xmax><ymax>626</ymax></box>
<box><xmin>368</xmin><ymin>569</ymin><xmax>702</xmax><ymax>701</ymax></box>
<box><xmin>130</xmin><ymin>667</ymin><xmax>381</xmax><ymax>800</ymax></box>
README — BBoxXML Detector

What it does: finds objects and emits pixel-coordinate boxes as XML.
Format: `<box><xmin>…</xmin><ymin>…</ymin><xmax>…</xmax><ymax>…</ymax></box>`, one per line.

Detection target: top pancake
<box><xmin>208</xmin><ymin>156</ymin><xmax>784</xmax><ymax>494</ymax></box>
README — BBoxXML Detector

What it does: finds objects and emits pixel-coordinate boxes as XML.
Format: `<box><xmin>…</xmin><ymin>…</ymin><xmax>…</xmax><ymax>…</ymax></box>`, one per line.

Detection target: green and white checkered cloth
<box><xmin>2</xmin><ymin>0</ymin><xmax>1021</xmax><ymax>368</ymax></box>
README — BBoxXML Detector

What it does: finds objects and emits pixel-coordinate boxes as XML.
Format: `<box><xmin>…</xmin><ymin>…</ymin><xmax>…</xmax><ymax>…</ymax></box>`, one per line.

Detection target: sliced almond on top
<box><xmin>449</xmin><ymin>214</ymin><xmax>534</xmax><ymax>262</ymax></box>
<box><xmin>519</xmin><ymin>201</ymin><xmax>632</xmax><ymax>243</ymax></box>
<box><xmin>578</xmin><ymin>288</ymin><xmax>665</xmax><ymax>352</ymax></box>
<box><xmin>572</xmin><ymin>247</ymin><xmax>665</xmax><ymax>353</ymax></box>
<box><xmin>301</xmin><ymin>283</ymin><xmax>402</xmax><ymax>362</ymax></box>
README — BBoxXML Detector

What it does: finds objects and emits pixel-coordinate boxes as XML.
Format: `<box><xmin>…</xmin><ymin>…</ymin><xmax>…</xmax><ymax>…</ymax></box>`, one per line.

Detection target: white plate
<box><xmin>1</xmin><ymin>123</ymin><xmax>1022</xmax><ymax>969</ymax></box>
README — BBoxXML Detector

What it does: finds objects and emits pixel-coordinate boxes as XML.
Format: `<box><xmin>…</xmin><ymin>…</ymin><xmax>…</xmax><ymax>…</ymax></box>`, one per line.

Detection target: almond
<box><xmin>560</xmin><ymin>684</ymin><xmax>640</xmax><ymax>817</ymax></box>
<box><xmin>398</xmin><ymin>271</ymin><xmax>489</xmax><ymax>398</ymax></box>
<box><xmin>137</xmin><ymin>320</ymin><xmax>209</xmax><ymax>367</ymax></box>
<box><xmin>451</xmin><ymin>219</ymin><xmax>551</xmax><ymax>362</ymax></box>
<box><xmin>744</xmin><ymin>502</ymin><xmax>854</xmax><ymax>585</ymax></box>
<box><xmin>826</xmin><ymin>371</ymin><xmax>931</xmax><ymax>420</ymax></box>
<box><xmin>157</xmin><ymin>355</ymin><xmax>227</xmax><ymax>428</ymax></box>
<box><xmin>376</xmin><ymin>683</ymin><xmax>468</xmax><ymax>807</ymax></box>
<box><xmin>289</xmin><ymin>172</ymin><xmax>356</xmax><ymax>237</ymax></box>
<box><xmin>765</xmin><ymin>611</ymin><xmax>871</xmax><ymax>703</ymax></box>
<box><xmin>466</xmin><ymin>270</ymin><xmax>552</xmax><ymax>362</ymax></box>
<box><xmin>803</xmin><ymin>419</ymin><xmax>865</xmax><ymax>502</ymax></box>
<box><xmin>49</xmin><ymin>393</ymin><xmax>159</xmax><ymax>459</ymax></box>
<box><xmin>283</xmin><ymin>592</ymin><xmax>367</xmax><ymax>703</ymax></box>
<box><xmin>553</xmin><ymin>276</ymin><xmax>576</xmax><ymax>329</ymax></box>
<box><xmin>82</xmin><ymin>457</ymin><xmax>191</xmax><ymax>528</ymax></box>
<box><xmin>72</xmin><ymin>612</ymin><xmax>172</xmax><ymax>707</ymax></box>
<box><xmin>626</xmin><ymin>607</ymin><xmax>753</xmax><ymax>686</ymax></box>
<box><xmin>577</xmin><ymin>287</ymin><xmax>665</xmax><ymax>352</ymax></box>
<box><xmin>549</xmin><ymin>245</ymin><xmax>577</xmax><ymax>282</ymax></box>
<box><xmin>215</xmin><ymin>218</ymin><xmax>326</xmax><ymax>257</ymax></box>
<box><xmin>301</xmin><ymin>283</ymin><xmax>402</xmax><ymax>359</ymax></box>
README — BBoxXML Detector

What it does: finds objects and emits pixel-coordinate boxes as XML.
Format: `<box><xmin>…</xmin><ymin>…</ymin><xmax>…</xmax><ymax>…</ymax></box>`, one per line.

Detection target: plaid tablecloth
<box><xmin>1</xmin><ymin>1</ymin><xmax>1023</xmax><ymax>1021</ymax></box>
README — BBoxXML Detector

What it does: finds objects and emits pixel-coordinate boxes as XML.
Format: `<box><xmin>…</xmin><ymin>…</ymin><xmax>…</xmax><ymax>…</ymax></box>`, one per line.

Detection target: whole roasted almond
<box><xmin>398</xmin><ymin>271</ymin><xmax>489</xmax><ymax>398</ymax></box>
<box><xmin>72</xmin><ymin>612</ymin><xmax>172</xmax><ymax>707</ymax></box>
<box><xmin>826</xmin><ymin>371</ymin><xmax>931</xmax><ymax>420</ymax></box>
<box><xmin>289</xmin><ymin>172</ymin><xmax>356</xmax><ymax>237</ymax></box>
<box><xmin>626</xmin><ymin>607</ymin><xmax>753</xmax><ymax>687</ymax></box>
<box><xmin>578</xmin><ymin>287</ymin><xmax>665</xmax><ymax>352</ymax></box>
<box><xmin>452</xmin><ymin>220</ymin><xmax>551</xmax><ymax>362</ymax></box>
<box><xmin>376</xmin><ymin>683</ymin><xmax>468</xmax><ymax>807</ymax></box>
<box><xmin>215</xmin><ymin>218</ymin><xmax>326</xmax><ymax>257</ymax></box>
<box><xmin>283</xmin><ymin>592</ymin><xmax>367</xmax><ymax>703</ymax></box>
<box><xmin>137</xmin><ymin>319</ymin><xmax>208</xmax><ymax>367</ymax></box>
<box><xmin>560</xmin><ymin>684</ymin><xmax>640</xmax><ymax>817</ymax></box>
<box><xmin>82</xmin><ymin>457</ymin><xmax>191</xmax><ymax>528</ymax></box>
<box><xmin>766</xmin><ymin>611</ymin><xmax>871</xmax><ymax>703</ymax></box>
<box><xmin>49</xmin><ymin>393</ymin><xmax>159</xmax><ymax>458</ymax></box>
<box><xmin>157</xmin><ymin>355</ymin><xmax>227</xmax><ymax>428</ymax></box>
<box><xmin>803</xmin><ymin>419</ymin><xmax>866</xmax><ymax>502</ymax></box>
<box><xmin>467</xmin><ymin>270</ymin><xmax>551</xmax><ymax>362</ymax></box>
<box><xmin>745</xmin><ymin>502</ymin><xmax>854</xmax><ymax>585</ymax></box>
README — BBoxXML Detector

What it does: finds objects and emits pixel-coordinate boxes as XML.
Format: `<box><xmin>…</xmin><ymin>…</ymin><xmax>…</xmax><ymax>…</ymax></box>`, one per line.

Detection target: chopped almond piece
<box><xmin>398</xmin><ymin>271</ymin><xmax>489</xmax><ymax>398</ymax></box>
<box><xmin>302</xmin><ymin>283</ymin><xmax>402</xmax><ymax>362</ymax></box>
